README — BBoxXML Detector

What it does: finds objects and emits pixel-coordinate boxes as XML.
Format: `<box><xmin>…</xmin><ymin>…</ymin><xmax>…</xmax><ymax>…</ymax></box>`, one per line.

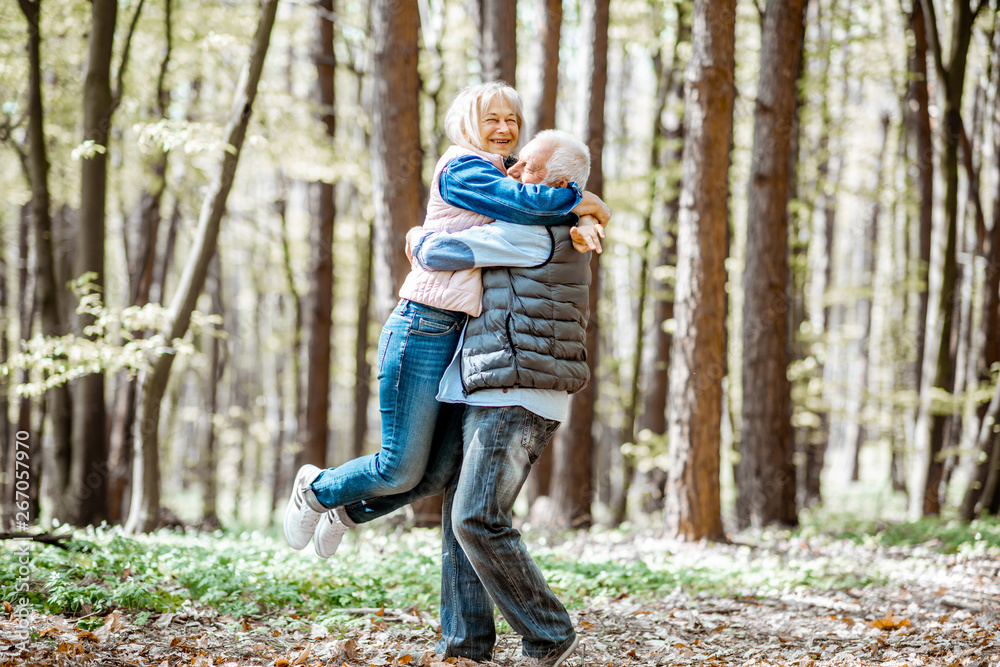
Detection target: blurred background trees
<box><xmin>1</xmin><ymin>0</ymin><xmax>998</xmax><ymax>535</ymax></box>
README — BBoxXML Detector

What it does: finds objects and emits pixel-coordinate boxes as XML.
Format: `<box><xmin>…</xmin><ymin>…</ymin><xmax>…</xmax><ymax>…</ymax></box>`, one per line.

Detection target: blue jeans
<box><xmin>310</xmin><ymin>300</ymin><xmax>465</xmax><ymax>508</ymax></box>
<box><xmin>438</xmin><ymin>405</ymin><xmax>575</xmax><ymax>662</ymax></box>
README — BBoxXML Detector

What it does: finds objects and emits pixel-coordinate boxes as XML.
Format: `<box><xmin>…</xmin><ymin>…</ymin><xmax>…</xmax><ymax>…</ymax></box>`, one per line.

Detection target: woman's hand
<box><xmin>405</xmin><ymin>226</ymin><xmax>425</xmax><ymax>263</ymax></box>
<box><xmin>571</xmin><ymin>191</ymin><xmax>611</xmax><ymax>225</ymax></box>
<box><xmin>571</xmin><ymin>215</ymin><xmax>605</xmax><ymax>254</ymax></box>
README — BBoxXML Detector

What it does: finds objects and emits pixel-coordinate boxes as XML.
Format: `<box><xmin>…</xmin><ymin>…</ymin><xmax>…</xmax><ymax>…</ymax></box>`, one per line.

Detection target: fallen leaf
<box><xmin>275</xmin><ymin>659</ymin><xmax>290</xmax><ymax>667</ymax></box>
<box><xmin>2</xmin><ymin>601</ymin><xmax>12</xmax><ymax>614</ymax></box>
<box><xmin>292</xmin><ymin>645</ymin><xmax>311</xmax><ymax>664</ymax></box>
<box><xmin>94</xmin><ymin>610</ymin><xmax>124</xmax><ymax>640</ymax></box>
<box><xmin>871</xmin><ymin>611</ymin><xmax>910</xmax><ymax>631</ymax></box>
<box><xmin>398</xmin><ymin>654</ymin><xmax>414</xmax><ymax>665</ymax></box>
<box><xmin>76</xmin><ymin>629</ymin><xmax>100</xmax><ymax>642</ymax></box>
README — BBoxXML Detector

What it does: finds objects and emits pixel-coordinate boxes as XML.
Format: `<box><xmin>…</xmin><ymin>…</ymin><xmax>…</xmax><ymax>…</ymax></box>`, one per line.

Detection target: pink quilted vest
<box><xmin>398</xmin><ymin>146</ymin><xmax>506</xmax><ymax>317</ymax></box>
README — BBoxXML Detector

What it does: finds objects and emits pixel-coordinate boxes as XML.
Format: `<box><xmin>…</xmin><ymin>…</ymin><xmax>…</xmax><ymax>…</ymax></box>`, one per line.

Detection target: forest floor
<box><xmin>2</xmin><ymin>522</ymin><xmax>999</xmax><ymax>666</ymax></box>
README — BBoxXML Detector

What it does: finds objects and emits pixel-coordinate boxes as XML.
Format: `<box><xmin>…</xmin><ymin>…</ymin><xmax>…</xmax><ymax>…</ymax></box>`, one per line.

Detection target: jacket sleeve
<box><xmin>439</xmin><ymin>155</ymin><xmax>582</xmax><ymax>226</ymax></box>
<box><xmin>411</xmin><ymin>223</ymin><xmax>552</xmax><ymax>271</ymax></box>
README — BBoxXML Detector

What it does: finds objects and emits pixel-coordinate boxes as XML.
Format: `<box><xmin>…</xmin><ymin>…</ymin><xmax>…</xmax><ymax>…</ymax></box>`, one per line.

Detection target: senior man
<box><xmin>320</xmin><ymin>130</ymin><xmax>603</xmax><ymax>667</ymax></box>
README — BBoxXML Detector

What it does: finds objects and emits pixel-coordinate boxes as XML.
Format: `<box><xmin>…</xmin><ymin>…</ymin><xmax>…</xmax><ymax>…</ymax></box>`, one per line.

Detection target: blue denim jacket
<box><xmin>439</xmin><ymin>154</ymin><xmax>582</xmax><ymax>226</ymax></box>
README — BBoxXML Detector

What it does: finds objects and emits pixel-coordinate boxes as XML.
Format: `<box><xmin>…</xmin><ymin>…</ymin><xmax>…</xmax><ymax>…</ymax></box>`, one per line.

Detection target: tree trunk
<box><xmin>200</xmin><ymin>256</ymin><xmax>224</xmax><ymax>530</ymax></box>
<box><xmin>909</xmin><ymin>1</ymin><xmax>935</xmax><ymax>393</ymax></box>
<box><xmin>477</xmin><ymin>0</ymin><xmax>517</xmax><ymax>85</ymax></box>
<box><xmin>527</xmin><ymin>0</ymin><xmax>561</xmax><ymax>136</ymax></box>
<box><xmin>17</xmin><ymin>0</ymin><xmax>73</xmax><ymax>525</ymax></box>
<box><xmin>297</xmin><ymin>0</ymin><xmax>337</xmax><ymax>468</ymax></box>
<box><xmin>125</xmin><ymin>0</ymin><xmax>280</xmax><ymax>533</ymax></box>
<box><xmin>549</xmin><ymin>0</ymin><xmax>609</xmax><ymax>530</ymax></box>
<box><xmin>108</xmin><ymin>0</ymin><xmax>173</xmax><ymax>525</ymax></box>
<box><xmin>0</xmin><ymin>203</ymin><xmax>8</xmax><ymax>526</ymax></box>
<box><xmin>961</xmin><ymin>11</ymin><xmax>1000</xmax><ymax>519</ymax></box>
<box><xmin>353</xmin><ymin>226</ymin><xmax>374</xmax><ymax>460</ymax></box>
<box><xmin>841</xmin><ymin>113</ymin><xmax>891</xmax><ymax>482</ymax></box>
<box><xmin>370</xmin><ymin>0</ymin><xmax>437</xmax><ymax>522</ymax></box>
<box><xmin>738</xmin><ymin>0</ymin><xmax>805</xmax><ymax>530</ymax></box>
<box><xmin>65</xmin><ymin>0</ymin><xmax>119</xmax><ymax>526</ymax></box>
<box><xmin>911</xmin><ymin>0</ymin><xmax>980</xmax><ymax>519</ymax></box>
<box><xmin>523</xmin><ymin>0</ymin><xmax>563</xmax><ymax>505</ymax></box>
<box><xmin>663</xmin><ymin>0</ymin><xmax>734</xmax><ymax>541</ymax></box>
<box><xmin>371</xmin><ymin>0</ymin><xmax>424</xmax><ymax>321</ymax></box>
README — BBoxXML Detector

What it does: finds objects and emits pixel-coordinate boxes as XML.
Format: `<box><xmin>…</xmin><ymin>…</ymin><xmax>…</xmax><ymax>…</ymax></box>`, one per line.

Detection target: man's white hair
<box><xmin>444</xmin><ymin>81</ymin><xmax>524</xmax><ymax>153</ymax></box>
<box><xmin>533</xmin><ymin>129</ymin><xmax>591</xmax><ymax>187</ymax></box>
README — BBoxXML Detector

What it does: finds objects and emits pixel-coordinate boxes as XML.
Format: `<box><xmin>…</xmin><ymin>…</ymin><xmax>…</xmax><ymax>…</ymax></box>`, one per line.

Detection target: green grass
<box><xmin>2</xmin><ymin>510</ymin><xmax>997</xmax><ymax>622</ymax></box>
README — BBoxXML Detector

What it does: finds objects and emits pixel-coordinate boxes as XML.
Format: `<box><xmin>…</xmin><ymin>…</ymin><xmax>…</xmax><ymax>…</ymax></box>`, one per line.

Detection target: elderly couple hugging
<box><xmin>283</xmin><ymin>81</ymin><xmax>611</xmax><ymax>666</ymax></box>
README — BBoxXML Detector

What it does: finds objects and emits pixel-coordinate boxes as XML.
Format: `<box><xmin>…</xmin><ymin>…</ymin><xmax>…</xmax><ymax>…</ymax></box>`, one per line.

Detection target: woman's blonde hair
<box><xmin>444</xmin><ymin>81</ymin><xmax>524</xmax><ymax>153</ymax></box>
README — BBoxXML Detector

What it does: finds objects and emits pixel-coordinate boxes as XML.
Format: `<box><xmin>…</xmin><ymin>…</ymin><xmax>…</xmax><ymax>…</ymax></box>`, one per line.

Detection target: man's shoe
<box><xmin>313</xmin><ymin>507</ymin><xmax>349</xmax><ymax>558</ymax></box>
<box><xmin>283</xmin><ymin>464</ymin><xmax>323</xmax><ymax>550</ymax></box>
<box><xmin>524</xmin><ymin>635</ymin><xmax>579</xmax><ymax>667</ymax></box>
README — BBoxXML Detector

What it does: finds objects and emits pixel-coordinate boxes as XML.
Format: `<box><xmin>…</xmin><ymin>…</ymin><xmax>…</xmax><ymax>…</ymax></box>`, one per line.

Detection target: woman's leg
<box><xmin>309</xmin><ymin>300</ymin><xmax>464</xmax><ymax>508</ymax></box>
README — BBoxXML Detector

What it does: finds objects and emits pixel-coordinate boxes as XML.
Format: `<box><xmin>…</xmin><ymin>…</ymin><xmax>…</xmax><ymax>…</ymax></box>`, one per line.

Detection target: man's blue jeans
<box><xmin>438</xmin><ymin>405</ymin><xmax>575</xmax><ymax>662</ymax></box>
<box><xmin>309</xmin><ymin>299</ymin><xmax>465</xmax><ymax>508</ymax></box>
<box><xmin>342</xmin><ymin>405</ymin><xmax>575</xmax><ymax>663</ymax></box>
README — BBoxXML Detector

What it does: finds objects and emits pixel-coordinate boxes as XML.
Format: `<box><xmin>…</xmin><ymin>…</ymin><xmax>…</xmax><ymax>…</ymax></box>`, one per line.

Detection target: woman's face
<box><xmin>478</xmin><ymin>97</ymin><xmax>519</xmax><ymax>158</ymax></box>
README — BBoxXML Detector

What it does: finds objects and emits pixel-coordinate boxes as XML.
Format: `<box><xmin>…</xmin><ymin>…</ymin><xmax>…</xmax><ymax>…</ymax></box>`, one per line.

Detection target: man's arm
<box><xmin>407</xmin><ymin>223</ymin><xmax>555</xmax><ymax>272</ymax></box>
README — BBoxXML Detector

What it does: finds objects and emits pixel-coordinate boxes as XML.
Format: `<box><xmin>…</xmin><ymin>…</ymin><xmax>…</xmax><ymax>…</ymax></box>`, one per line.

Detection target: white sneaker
<box><xmin>523</xmin><ymin>635</ymin><xmax>579</xmax><ymax>667</ymax></box>
<box><xmin>283</xmin><ymin>464</ymin><xmax>323</xmax><ymax>550</ymax></box>
<box><xmin>313</xmin><ymin>507</ymin><xmax>349</xmax><ymax>558</ymax></box>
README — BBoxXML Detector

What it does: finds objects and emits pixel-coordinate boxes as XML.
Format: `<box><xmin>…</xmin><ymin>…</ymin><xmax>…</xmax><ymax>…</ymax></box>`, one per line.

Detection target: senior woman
<box><xmin>284</xmin><ymin>81</ymin><xmax>609</xmax><ymax>556</ymax></box>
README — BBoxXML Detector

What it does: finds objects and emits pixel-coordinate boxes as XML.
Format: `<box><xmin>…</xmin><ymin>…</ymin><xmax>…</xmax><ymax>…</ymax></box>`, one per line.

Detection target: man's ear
<box><xmin>554</xmin><ymin>178</ymin><xmax>569</xmax><ymax>188</ymax></box>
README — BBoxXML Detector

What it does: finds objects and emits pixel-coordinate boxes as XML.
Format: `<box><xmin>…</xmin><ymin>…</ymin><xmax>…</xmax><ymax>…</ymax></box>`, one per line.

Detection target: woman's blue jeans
<box><xmin>309</xmin><ymin>299</ymin><xmax>465</xmax><ymax>508</ymax></box>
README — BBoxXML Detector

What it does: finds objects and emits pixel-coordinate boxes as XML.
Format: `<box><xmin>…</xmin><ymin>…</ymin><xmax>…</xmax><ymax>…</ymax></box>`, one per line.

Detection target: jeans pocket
<box><xmin>523</xmin><ymin>417</ymin><xmax>560</xmax><ymax>464</ymax></box>
<box><xmin>412</xmin><ymin>311</ymin><xmax>464</xmax><ymax>336</ymax></box>
<box><xmin>377</xmin><ymin>330</ymin><xmax>393</xmax><ymax>376</ymax></box>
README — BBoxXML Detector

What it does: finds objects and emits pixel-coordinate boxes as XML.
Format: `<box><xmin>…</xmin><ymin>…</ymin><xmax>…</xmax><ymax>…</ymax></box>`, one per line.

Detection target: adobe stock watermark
<box><xmin>11</xmin><ymin>429</ymin><xmax>34</xmax><ymax>653</ymax></box>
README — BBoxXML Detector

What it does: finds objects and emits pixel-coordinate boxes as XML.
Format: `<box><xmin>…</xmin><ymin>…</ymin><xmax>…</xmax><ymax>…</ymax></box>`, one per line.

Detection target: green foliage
<box><xmin>0</xmin><ymin>526</ymin><xmax>441</xmax><ymax>619</ymax></box>
<box><xmin>2</xmin><ymin>273</ymin><xmax>222</xmax><ymax>397</ymax></box>
<box><xmin>803</xmin><ymin>513</ymin><xmax>1000</xmax><ymax>555</ymax></box>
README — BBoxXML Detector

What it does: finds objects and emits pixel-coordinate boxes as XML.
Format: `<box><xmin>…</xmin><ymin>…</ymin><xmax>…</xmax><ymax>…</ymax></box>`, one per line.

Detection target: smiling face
<box><xmin>478</xmin><ymin>97</ymin><xmax>520</xmax><ymax>158</ymax></box>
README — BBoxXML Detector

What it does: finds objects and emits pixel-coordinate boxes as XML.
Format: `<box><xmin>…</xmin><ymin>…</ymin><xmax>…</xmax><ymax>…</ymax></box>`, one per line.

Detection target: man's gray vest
<box><xmin>461</xmin><ymin>226</ymin><xmax>590</xmax><ymax>394</ymax></box>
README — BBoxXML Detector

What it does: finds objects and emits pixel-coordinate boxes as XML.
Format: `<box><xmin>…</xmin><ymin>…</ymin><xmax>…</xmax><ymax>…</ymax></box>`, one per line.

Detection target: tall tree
<box><xmin>370</xmin><ymin>0</ymin><xmax>423</xmax><ymax>321</ymax></box>
<box><xmin>125</xmin><ymin>0</ymin><xmax>280</xmax><ymax>533</ymax></box>
<box><xmin>738</xmin><ymin>0</ymin><xmax>806</xmax><ymax>529</ymax></box>
<box><xmin>17</xmin><ymin>0</ymin><xmax>72</xmax><ymax>525</ymax></box>
<box><xmin>527</xmin><ymin>0</ymin><xmax>561</xmax><ymax>136</ymax></box>
<box><xmin>663</xmin><ymin>0</ymin><xmax>734</xmax><ymax>541</ymax></box>
<box><xmin>911</xmin><ymin>0</ymin><xmax>987</xmax><ymax>518</ymax></box>
<box><xmin>524</xmin><ymin>0</ymin><xmax>563</xmax><ymax>505</ymax></box>
<box><xmin>549</xmin><ymin>0</ymin><xmax>609</xmax><ymax>529</ymax></box>
<box><xmin>477</xmin><ymin>0</ymin><xmax>517</xmax><ymax>84</ymax></box>
<box><xmin>63</xmin><ymin>0</ymin><xmax>121</xmax><ymax>525</ymax></box>
<box><xmin>961</xmin><ymin>6</ymin><xmax>1000</xmax><ymax>519</ymax></box>
<box><xmin>908</xmin><ymin>1</ymin><xmax>934</xmax><ymax>392</ymax></box>
<box><xmin>297</xmin><ymin>0</ymin><xmax>338</xmax><ymax>468</ymax></box>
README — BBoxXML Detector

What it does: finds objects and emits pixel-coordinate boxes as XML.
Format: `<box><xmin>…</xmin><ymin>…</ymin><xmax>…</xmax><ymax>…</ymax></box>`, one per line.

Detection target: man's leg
<box><xmin>450</xmin><ymin>405</ymin><xmax>576</xmax><ymax>660</ymax></box>
<box><xmin>434</xmin><ymin>474</ymin><xmax>496</xmax><ymax>662</ymax></box>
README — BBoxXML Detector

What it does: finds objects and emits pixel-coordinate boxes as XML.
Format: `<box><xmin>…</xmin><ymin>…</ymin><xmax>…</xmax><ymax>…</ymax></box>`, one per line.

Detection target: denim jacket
<box><xmin>439</xmin><ymin>154</ymin><xmax>582</xmax><ymax>226</ymax></box>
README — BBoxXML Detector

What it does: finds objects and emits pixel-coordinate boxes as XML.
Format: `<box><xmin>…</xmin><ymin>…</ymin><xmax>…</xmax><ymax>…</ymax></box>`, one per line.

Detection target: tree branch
<box><xmin>110</xmin><ymin>0</ymin><xmax>147</xmax><ymax>115</ymax></box>
<box><xmin>919</xmin><ymin>0</ymin><xmax>948</xmax><ymax>87</ymax></box>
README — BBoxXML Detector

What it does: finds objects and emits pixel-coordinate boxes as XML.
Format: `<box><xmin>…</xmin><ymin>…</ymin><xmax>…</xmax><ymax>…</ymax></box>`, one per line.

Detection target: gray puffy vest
<box><xmin>461</xmin><ymin>226</ymin><xmax>591</xmax><ymax>394</ymax></box>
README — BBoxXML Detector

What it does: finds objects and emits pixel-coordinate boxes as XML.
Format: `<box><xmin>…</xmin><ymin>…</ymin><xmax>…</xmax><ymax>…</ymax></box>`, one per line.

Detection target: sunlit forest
<box><xmin>0</xmin><ymin>0</ymin><xmax>998</xmax><ymax>538</ymax></box>
<box><xmin>2</xmin><ymin>0</ymin><xmax>1000</xmax><ymax>665</ymax></box>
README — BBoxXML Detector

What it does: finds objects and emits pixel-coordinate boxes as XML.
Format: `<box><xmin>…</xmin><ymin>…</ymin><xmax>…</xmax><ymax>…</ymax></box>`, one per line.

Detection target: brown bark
<box><xmin>17</xmin><ymin>0</ymin><xmax>72</xmax><ymax>525</ymax></box>
<box><xmin>910</xmin><ymin>1</ymin><xmax>935</xmax><ymax>392</ymax></box>
<box><xmin>549</xmin><ymin>0</ymin><xmax>609</xmax><ymax>530</ymax></box>
<box><xmin>125</xmin><ymin>0</ymin><xmax>280</xmax><ymax>533</ymax></box>
<box><xmin>528</xmin><ymin>0</ymin><xmax>561</xmax><ymax>135</ymax></box>
<box><xmin>297</xmin><ymin>0</ymin><xmax>338</xmax><ymax>468</ymax></box>
<box><xmin>912</xmin><ymin>0</ymin><xmax>982</xmax><ymax>518</ymax></box>
<box><xmin>960</xmin><ymin>10</ymin><xmax>1000</xmax><ymax>520</ymax></box>
<box><xmin>738</xmin><ymin>0</ymin><xmax>806</xmax><ymax>529</ymax></box>
<box><xmin>200</xmin><ymin>257</ymin><xmax>224</xmax><ymax>530</ymax></box>
<box><xmin>477</xmin><ymin>0</ymin><xmax>517</xmax><ymax>85</ymax></box>
<box><xmin>65</xmin><ymin>0</ymin><xmax>120</xmax><ymax>525</ymax></box>
<box><xmin>371</xmin><ymin>0</ymin><xmax>424</xmax><ymax>321</ymax></box>
<box><xmin>663</xmin><ymin>0</ymin><xmax>734</xmax><ymax>541</ymax></box>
